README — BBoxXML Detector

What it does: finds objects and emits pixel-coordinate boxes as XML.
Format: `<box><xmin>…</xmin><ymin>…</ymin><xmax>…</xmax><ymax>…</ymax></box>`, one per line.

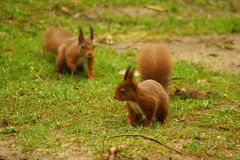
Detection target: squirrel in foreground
<box><xmin>43</xmin><ymin>26</ymin><xmax>95</xmax><ymax>80</ymax></box>
<box><xmin>113</xmin><ymin>44</ymin><xmax>173</xmax><ymax>127</ymax></box>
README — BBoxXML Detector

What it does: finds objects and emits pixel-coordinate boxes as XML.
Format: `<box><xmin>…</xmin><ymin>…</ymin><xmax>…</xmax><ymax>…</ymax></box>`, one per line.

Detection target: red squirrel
<box><xmin>43</xmin><ymin>26</ymin><xmax>95</xmax><ymax>80</ymax></box>
<box><xmin>113</xmin><ymin>44</ymin><xmax>173</xmax><ymax>127</ymax></box>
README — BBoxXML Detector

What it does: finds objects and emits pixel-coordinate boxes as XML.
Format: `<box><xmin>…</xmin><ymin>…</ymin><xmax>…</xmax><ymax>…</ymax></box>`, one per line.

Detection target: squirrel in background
<box><xmin>113</xmin><ymin>44</ymin><xmax>173</xmax><ymax>127</ymax></box>
<box><xmin>43</xmin><ymin>26</ymin><xmax>95</xmax><ymax>80</ymax></box>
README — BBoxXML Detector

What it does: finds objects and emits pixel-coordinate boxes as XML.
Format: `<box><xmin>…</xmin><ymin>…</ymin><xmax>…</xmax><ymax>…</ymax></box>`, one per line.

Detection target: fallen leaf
<box><xmin>106</xmin><ymin>146</ymin><xmax>118</xmax><ymax>160</ymax></box>
<box><xmin>197</xmin><ymin>79</ymin><xmax>209</xmax><ymax>85</ymax></box>
<box><xmin>218</xmin><ymin>44</ymin><xmax>237</xmax><ymax>50</ymax></box>
<box><xmin>208</xmin><ymin>53</ymin><xmax>218</xmax><ymax>57</ymax></box>
<box><xmin>98</xmin><ymin>34</ymin><xmax>114</xmax><ymax>45</ymax></box>
<box><xmin>145</xmin><ymin>5</ymin><xmax>166</xmax><ymax>12</ymax></box>
<box><xmin>61</xmin><ymin>6</ymin><xmax>69</xmax><ymax>13</ymax></box>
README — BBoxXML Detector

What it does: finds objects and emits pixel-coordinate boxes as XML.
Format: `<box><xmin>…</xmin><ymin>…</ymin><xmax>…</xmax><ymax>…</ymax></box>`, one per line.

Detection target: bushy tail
<box><xmin>43</xmin><ymin>28</ymin><xmax>72</xmax><ymax>54</ymax></box>
<box><xmin>137</xmin><ymin>44</ymin><xmax>173</xmax><ymax>89</ymax></box>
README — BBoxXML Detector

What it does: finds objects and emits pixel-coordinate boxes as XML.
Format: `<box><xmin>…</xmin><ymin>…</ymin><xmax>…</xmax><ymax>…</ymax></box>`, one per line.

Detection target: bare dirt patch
<box><xmin>0</xmin><ymin>140</ymin><xmax>27</xmax><ymax>160</ymax></box>
<box><xmin>0</xmin><ymin>139</ymin><xmax>91</xmax><ymax>160</ymax></box>
<box><xmin>110</xmin><ymin>34</ymin><xmax>240</xmax><ymax>74</ymax></box>
<box><xmin>32</xmin><ymin>143</ymin><xmax>91</xmax><ymax>160</ymax></box>
<box><xmin>169</xmin><ymin>34</ymin><xmax>240</xmax><ymax>74</ymax></box>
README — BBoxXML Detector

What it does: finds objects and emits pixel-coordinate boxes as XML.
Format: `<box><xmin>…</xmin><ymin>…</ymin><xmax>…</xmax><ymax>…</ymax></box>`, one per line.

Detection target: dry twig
<box><xmin>103</xmin><ymin>134</ymin><xmax>183</xmax><ymax>156</ymax></box>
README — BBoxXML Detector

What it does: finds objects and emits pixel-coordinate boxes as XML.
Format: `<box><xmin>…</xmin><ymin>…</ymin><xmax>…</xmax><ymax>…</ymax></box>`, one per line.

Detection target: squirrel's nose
<box><xmin>113</xmin><ymin>95</ymin><xmax>116</xmax><ymax>99</ymax></box>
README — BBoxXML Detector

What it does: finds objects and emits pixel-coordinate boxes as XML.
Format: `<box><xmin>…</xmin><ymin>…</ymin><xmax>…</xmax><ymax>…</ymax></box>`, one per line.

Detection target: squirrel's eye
<box><xmin>81</xmin><ymin>45</ymin><xmax>85</xmax><ymax>49</ymax></box>
<box><xmin>120</xmin><ymin>88</ymin><xmax>126</xmax><ymax>94</ymax></box>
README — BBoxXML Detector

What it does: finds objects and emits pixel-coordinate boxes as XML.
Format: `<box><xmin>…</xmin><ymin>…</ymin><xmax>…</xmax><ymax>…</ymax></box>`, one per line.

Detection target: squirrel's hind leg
<box><xmin>156</xmin><ymin>103</ymin><xmax>169</xmax><ymax>125</ymax></box>
<box><xmin>144</xmin><ymin>109</ymin><xmax>156</xmax><ymax>128</ymax></box>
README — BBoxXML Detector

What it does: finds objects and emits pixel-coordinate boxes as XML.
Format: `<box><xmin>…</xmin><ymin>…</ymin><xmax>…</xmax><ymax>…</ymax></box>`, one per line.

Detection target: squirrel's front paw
<box><xmin>88</xmin><ymin>76</ymin><xmax>94</xmax><ymax>80</ymax></box>
<box><xmin>144</xmin><ymin>122</ymin><xmax>152</xmax><ymax>128</ymax></box>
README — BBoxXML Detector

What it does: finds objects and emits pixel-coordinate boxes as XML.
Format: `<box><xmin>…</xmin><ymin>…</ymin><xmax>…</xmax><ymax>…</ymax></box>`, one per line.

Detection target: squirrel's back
<box><xmin>137</xmin><ymin>43</ymin><xmax>173</xmax><ymax>89</ymax></box>
<box><xmin>43</xmin><ymin>28</ymin><xmax>72</xmax><ymax>54</ymax></box>
<box><xmin>139</xmin><ymin>80</ymin><xmax>167</xmax><ymax>97</ymax></box>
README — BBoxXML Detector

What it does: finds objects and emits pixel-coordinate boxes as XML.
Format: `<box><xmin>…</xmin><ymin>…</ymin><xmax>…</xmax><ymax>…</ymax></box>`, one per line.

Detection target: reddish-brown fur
<box><xmin>44</xmin><ymin>28</ymin><xmax>72</xmax><ymax>54</ymax></box>
<box><xmin>137</xmin><ymin>43</ymin><xmax>173</xmax><ymax>89</ymax></box>
<box><xmin>113</xmin><ymin>66</ymin><xmax>170</xmax><ymax>128</ymax></box>
<box><xmin>43</xmin><ymin>27</ymin><xmax>95</xmax><ymax>79</ymax></box>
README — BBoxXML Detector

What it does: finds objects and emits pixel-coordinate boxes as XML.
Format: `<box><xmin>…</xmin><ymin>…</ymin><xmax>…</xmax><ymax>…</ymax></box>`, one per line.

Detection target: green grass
<box><xmin>1</xmin><ymin>0</ymin><xmax>240</xmax><ymax>39</ymax></box>
<box><xmin>0</xmin><ymin>0</ymin><xmax>240</xmax><ymax>159</ymax></box>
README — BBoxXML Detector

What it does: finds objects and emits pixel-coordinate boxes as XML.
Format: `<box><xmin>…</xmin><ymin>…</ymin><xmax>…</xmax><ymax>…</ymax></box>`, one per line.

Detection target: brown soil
<box><xmin>32</xmin><ymin>143</ymin><xmax>91</xmax><ymax>160</ymax></box>
<box><xmin>169</xmin><ymin>34</ymin><xmax>240</xmax><ymax>74</ymax></box>
<box><xmin>0</xmin><ymin>139</ymin><xmax>91</xmax><ymax>160</ymax></box>
<box><xmin>169</xmin><ymin>87</ymin><xmax>217</xmax><ymax>99</ymax></box>
<box><xmin>0</xmin><ymin>140</ymin><xmax>27</xmax><ymax>160</ymax></box>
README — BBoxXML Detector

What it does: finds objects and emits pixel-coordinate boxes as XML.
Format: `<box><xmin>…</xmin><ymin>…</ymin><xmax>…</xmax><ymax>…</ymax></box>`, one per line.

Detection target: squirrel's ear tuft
<box><xmin>78</xmin><ymin>26</ymin><xmax>84</xmax><ymax>44</ymax></box>
<box><xmin>124</xmin><ymin>66</ymin><xmax>132</xmax><ymax>80</ymax></box>
<box><xmin>89</xmin><ymin>26</ymin><xmax>93</xmax><ymax>40</ymax></box>
<box><xmin>124</xmin><ymin>66</ymin><xmax>135</xmax><ymax>80</ymax></box>
<box><xmin>128</xmin><ymin>67</ymin><xmax>135</xmax><ymax>80</ymax></box>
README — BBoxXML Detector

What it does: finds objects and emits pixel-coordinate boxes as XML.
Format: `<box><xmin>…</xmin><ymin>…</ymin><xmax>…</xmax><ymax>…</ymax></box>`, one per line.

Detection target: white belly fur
<box><xmin>77</xmin><ymin>57</ymin><xmax>88</xmax><ymax>72</ymax></box>
<box><xmin>128</xmin><ymin>101</ymin><xmax>144</xmax><ymax>115</ymax></box>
